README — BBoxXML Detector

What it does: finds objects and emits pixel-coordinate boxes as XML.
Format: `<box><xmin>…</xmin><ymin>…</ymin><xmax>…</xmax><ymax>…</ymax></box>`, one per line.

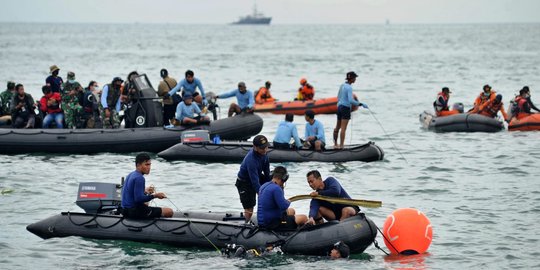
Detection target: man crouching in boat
<box><xmin>121</xmin><ymin>153</ymin><xmax>173</xmax><ymax>219</ymax></box>
<box><xmin>257</xmin><ymin>166</ymin><xmax>308</xmax><ymax>229</ymax></box>
<box><xmin>305</xmin><ymin>170</ymin><xmax>359</xmax><ymax>225</ymax></box>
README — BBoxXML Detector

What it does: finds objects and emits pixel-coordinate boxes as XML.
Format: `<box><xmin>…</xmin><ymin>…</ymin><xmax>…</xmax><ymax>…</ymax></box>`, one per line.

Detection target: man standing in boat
<box><xmin>258</xmin><ymin>166</ymin><xmax>307</xmax><ymax>229</ymax></box>
<box><xmin>333</xmin><ymin>71</ymin><xmax>367</xmax><ymax>149</ymax></box>
<box><xmin>216</xmin><ymin>82</ymin><xmax>255</xmax><ymax>117</ymax></box>
<box><xmin>121</xmin><ymin>153</ymin><xmax>173</xmax><ymax>219</ymax></box>
<box><xmin>100</xmin><ymin>77</ymin><xmax>123</xmax><ymax>129</ymax></box>
<box><xmin>235</xmin><ymin>135</ymin><xmax>271</xmax><ymax>222</ymax></box>
<box><xmin>305</xmin><ymin>170</ymin><xmax>359</xmax><ymax>225</ymax></box>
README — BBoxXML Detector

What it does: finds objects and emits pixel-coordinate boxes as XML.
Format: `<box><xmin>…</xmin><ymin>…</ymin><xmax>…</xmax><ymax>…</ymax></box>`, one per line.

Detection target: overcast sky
<box><xmin>1</xmin><ymin>0</ymin><xmax>539</xmax><ymax>24</ymax></box>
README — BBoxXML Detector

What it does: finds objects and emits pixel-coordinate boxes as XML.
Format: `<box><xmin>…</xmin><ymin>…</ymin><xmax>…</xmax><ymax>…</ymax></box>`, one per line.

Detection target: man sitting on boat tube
<box><xmin>215</xmin><ymin>82</ymin><xmax>255</xmax><ymax>117</ymax></box>
<box><xmin>174</xmin><ymin>93</ymin><xmax>210</xmax><ymax>125</ymax></box>
<box><xmin>121</xmin><ymin>153</ymin><xmax>173</xmax><ymax>219</ymax></box>
<box><xmin>273</xmin><ymin>113</ymin><xmax>303</xmax><ymax>150</ymax></box>
<box><xmin>305</xmin><ymin>170</ymin><xmax>359</xmax><ymax>225</ymax></box>
<box><xmin>258</xmin><ymin>166</ymin><xmax>308</xmax><ymax>229</ymax></box>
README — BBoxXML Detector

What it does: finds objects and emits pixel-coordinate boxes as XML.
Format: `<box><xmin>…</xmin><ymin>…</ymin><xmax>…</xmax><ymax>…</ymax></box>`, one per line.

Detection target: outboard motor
<box><xmin>452</xmin><ymin>102</ymin><xmax>464</xmax><ymax>113</ymax></box>
<box><xmin>125</xmin><ymin>74</ymin><xmax>164</xmax><ymax>128</ymax></box>
<box><xmin>181</xmin><ymin>130</ymin><xmax>210</xmax><ymax>143</ymax></box>
<box><xmin>75</xmin><ymin>182</ymin><xmax>122</xmax><ymax>214</ymax></box>
<box><xmin>205</xmin><ymin>91</ymin><xmax>219</xmax><ymax>120</ymax></box>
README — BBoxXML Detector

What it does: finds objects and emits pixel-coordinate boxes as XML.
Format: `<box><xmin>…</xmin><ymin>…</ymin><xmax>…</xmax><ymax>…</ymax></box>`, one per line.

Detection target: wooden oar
<box><xmin>288</xmin><ymin>194</ymin><xmax>382</xmax><ymax>208</ymax></box>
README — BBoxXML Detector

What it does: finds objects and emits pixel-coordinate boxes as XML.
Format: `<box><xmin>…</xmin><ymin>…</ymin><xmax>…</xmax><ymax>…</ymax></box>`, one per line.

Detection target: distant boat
<box><xmin>232</xmin><ymin>3</ymin><xmax>271</xmax><ymax>25</ymax></box>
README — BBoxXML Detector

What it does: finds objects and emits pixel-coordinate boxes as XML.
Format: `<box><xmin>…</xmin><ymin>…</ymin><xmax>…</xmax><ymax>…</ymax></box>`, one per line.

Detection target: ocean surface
<box><xmin>1</xmin><ymin>23</ymin><xmax>540</xmax><ymax>269</ymax></box>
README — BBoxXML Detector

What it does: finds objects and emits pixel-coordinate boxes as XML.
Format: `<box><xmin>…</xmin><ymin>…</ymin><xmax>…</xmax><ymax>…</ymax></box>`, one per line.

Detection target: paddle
<box><xmin>288</xmin><ymin>194</ymin><xmax>382</xmax><ymax>208</ymax></box>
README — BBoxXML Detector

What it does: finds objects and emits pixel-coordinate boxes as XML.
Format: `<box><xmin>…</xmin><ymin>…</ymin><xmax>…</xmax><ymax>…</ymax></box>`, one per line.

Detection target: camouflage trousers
<box><xmin>64</xmin><ymin>103</ymin><xmax>83</xmax><ymax>129</ymax></box>
<box><xmin>100</xmin><ymin>108</ymin><xmax>120</xmax><ymax>129</ymax></box>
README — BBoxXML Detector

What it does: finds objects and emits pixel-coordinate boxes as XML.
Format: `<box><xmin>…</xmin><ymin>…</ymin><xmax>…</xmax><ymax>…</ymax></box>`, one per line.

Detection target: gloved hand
<box><xmin>203</xmin><ymin>98</ymin><xmax>208</xmax><ymax>106</ymax></box>
<box><xmin>164</xmin><ymin>93</ymin><xmax>170</xmax><ymax>98</ymax></box>
<box><xmin>361</xmin><ymin>103</ymin><xmax>369</xmax><ymax>109</ymax></box>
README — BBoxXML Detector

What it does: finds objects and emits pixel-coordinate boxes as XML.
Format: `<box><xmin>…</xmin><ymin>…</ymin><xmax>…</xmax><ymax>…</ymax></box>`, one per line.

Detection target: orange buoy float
<box><xmin>382</xmin><ymin>208</ymin><xmax>433</xmax><ymax>255</ymax></box>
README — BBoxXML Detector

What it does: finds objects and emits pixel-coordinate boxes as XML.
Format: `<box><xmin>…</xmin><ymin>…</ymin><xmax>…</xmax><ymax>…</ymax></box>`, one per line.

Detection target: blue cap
<box><xmin>183</xmin><ymin>93</ymin><xmax>193</xmax><ymax>99</ymax></box>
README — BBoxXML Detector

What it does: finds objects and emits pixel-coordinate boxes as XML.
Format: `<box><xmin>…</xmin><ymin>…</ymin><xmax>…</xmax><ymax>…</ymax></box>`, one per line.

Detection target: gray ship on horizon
<box><xmin>232</xmin><ymin>4</ymin><xmax>271</xmax><ymax>25</ymax></box>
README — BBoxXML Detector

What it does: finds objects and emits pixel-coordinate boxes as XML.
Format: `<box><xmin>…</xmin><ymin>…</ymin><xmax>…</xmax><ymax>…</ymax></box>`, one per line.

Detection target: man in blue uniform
<box><xmin>258</xmin><ymin>166</ymin><xmax>307</xmax><ymax>229</ymax></box>
<box><xmin>166</xmin><ymin>69</ymin><xmax>207</xmax><ymax>106</ymax></box>
<box><xmin>305</xmin><ymin>170</ymin><xmax>359</xmax><ymax>225</ymax></box>
<box><xmin>273</xmin><ymin>113</ymin><xmax>302</xmax><ymax>150</ymax></box>
<box><xmin>216</xmin><ymin>82</ymin><xmax>255</xmax><ymax>117</ymax></box>
<box><xmin>121</xmin><ymin>153</ymin><xmax>173</xmax><ymax>219</ymax></box>
<box><xmin>304</xmin><ymin>110</ymin><xmax>326</xmax><ymax>151</ymax></box>
<box><xmin>334</xmin><ymin>71</ymin><xmax>368</xmax><ymax>149</ymax></box>
<box><xmin>235</xmin><ymin>135</ymin><xmax>271</xmax><ymax>221</ymax></box>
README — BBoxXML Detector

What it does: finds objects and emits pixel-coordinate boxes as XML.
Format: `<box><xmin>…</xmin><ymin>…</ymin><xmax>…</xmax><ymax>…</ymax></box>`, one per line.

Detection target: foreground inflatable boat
<box><xmin>26</xmin><ymin>182</ymin><xmax>376</xmax><ymax>255</ymax></box>
<box><xmin>419</xmin><ymin>111</ymin><xmax>504</xmax><ymax>132</ymax></box>
<box><xmin>158</xmin><ymin>141</ymin><xmax>384</xmax><ymax>163</ymax></box>
<box><xmin>0</xmin><ymin>114</ymin><xmax>263</xmax><ymax>154</ymax></box>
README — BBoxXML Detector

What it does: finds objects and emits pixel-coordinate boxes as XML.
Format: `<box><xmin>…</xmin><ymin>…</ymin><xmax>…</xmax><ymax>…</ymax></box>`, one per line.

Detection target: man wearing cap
<box><xmin>216</xmin><ymin>82</ymin><xmax>255</xmax><ymax>117</ymax></box>
<box><xmin>474</xmin><ymin>93</ymin><xmax>508</xmax><ymax>122</ymax></box>
<box><xmin>100</xmin><ymin>77</ymin><xmax>123</xmax><ymax>128</ymax></box>
<box><xmin>166</xmin><ymin>70</ymin><xmax>207</xmax><ymax>106</ymax></box>
<box><xmin>471</xmin><ymin>84</ymin><xmax>497</xmax><ymax>113</ymax></box>
<box><xmin>433</xmin><ymin>87</ymin><xmax>459</xmax><ymax>117</ymax></box>
<box><xmin>61</xmin><ymin>71</ymin><xmax>83</xmax><ymax>128</ymax></box>
<box><xmin>304</xmin><ymin>110</ymin><xmax>326</xmax><ymax>151</ymax></box>
<box><xmin>235</xmin><ymin>134</ymin><xmax>271</xmax><ymax>222</ymax></box>
<box><xmin>257</xmin><ymin>166</ymin><xmax>307</xmax><ymax>229</ymax></box>
<box><xmin>174</xmin><ymin>92</ymin><xmax>210</xmax><ymax>125</ymax></box>
<box><xmin>334</xmin><ymin>71</ymin><xmax>368</xmax><ymax>149</ymax></box>
<box><xmin>0</xmin><ymin>81</ymin><xmax>16</xmax><ymax>116</ymax></box>
<box><xmin>46</xmin><ymin>65</ymin><xmax>64</xmax><ymax>93</ymax></box>
<box><xmin>157</xmin><ymin>68</ymin><xmax>178</xmax><ymax>126</ymax></box>
<box><xmin>296</xmin><ymin>78</ymin><xmax>314</xmax><ymax>101</ymax></box>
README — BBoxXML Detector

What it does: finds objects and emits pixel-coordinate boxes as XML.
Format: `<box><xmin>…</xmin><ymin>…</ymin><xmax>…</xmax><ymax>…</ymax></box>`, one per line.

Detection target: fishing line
<box><xmin>367</xmin><ymin>108</ymin><xmax>408</xmax><ymax>163</ymax></box>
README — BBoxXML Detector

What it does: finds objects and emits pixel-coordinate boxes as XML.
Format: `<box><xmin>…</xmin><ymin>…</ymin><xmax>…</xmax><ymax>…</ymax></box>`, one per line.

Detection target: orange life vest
<box><xmin>515</xmin><ymin>96</ymin><xmax>530</xmax><ymax>119</ymax></box>
<box><xmin>255</xmin><ymin>87</ymin><xmax>274</xmax><ymax>104</ymax></box>
<box><xmin>298</xmin><ymin>84</ymin><xmax>314</xmax><ymax>101</ymax></box>
<box><xmin>479</xmin><ymin>100</ymin><xmax>504</xmax><ymax>118</ymax></box>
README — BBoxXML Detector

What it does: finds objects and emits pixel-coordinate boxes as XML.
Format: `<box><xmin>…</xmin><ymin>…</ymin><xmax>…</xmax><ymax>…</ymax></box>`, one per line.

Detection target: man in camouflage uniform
<box><xmin>0</xmin><ymin>81</ymin><xmax>16</xmax><ymax>115</ymax></box>
<box><xmin>61</xmin><ymin>71</ymin><xmax>83</xmax><ymax>129</ymax></box>
<box><xmin>100</xmin><ymin>77</ymin><xmax>123</xmax><ymax>129</ymax></box>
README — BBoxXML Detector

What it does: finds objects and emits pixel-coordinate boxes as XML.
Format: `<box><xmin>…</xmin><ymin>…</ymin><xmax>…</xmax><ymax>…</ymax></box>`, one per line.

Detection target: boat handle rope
<box><xmin>364</xmin><ymin>215</ymin><xmax>401</xmax><ymax>256</ymax></box>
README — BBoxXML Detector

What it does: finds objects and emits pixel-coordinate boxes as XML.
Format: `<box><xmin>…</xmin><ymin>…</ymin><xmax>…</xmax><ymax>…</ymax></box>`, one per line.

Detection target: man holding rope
<box><xmin>121</xmin><ymin>153</ymin><xmax>173</xmax><ymax>219</ymax></box>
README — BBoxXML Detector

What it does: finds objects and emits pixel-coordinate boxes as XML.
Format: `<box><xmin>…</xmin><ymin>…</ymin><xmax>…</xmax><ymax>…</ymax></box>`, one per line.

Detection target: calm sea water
<box><xmin>1</xmin><ymin>23</ymin><xmax>540</xmax><ymax>269</ymax></box>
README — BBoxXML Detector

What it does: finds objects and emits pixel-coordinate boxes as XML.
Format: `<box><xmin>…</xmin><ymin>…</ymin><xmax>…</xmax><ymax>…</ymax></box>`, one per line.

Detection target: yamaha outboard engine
<box><xmin>452</xmin><ymin>102</ymin><xmax>464</xmax><ymax>113</ymax></box>
<box><xmin>125</xmin><ymin>74</ymin><xmax>164</xmax><ymax>128</ymax></box>
<box><xmin>75</xmin><ymin>182</ymin><xmax>122</xmax><ymax>214</ymax></box>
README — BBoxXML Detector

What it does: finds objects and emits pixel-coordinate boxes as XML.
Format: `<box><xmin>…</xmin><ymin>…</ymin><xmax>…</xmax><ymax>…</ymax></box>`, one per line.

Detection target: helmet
<box><xmin>299</xmin><ymin>78</ymin><xmax>307</xmax><ymax>85</ymax></box>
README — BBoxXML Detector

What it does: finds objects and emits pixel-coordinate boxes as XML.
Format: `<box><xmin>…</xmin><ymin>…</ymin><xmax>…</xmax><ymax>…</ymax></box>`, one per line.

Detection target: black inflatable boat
<box><xmin>419</xmin><ymin>111</ymin><xmax>504</xmax><ymax>132</ymax></box>
<box><xmin>0</xmin><ymin>113</ymin><xmax>263</xmax><ymax>154</ymax></box>
<box><xmin>158</xmin><ymin>141</ymin><xmax>384</xmax><ymax>163</ymax></box>
<box><xmin>26</xmin><ymin>182</ymin><xmax>376</xmax><ymax>255</ymax></box>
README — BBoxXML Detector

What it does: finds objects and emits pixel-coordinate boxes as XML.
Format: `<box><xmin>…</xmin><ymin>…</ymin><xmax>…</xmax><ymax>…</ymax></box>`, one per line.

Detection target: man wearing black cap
<box><xmin>100</xmin><ymin>77</ymin><xmax>123</xmax><ymax>128</ymax></box>
<box><xmin>235</xmin><ymin>134</ymin><xmax>271</xmax><ymax>222</ymax></box>
<box><xmin>433</xmin><ymin>87</ymin><xmax>459</xmax><ymax>117</ymax></box>
<box><xmin>174</xmin><ymin>92</ymin><xmax>210</xmax><ymax>125</ymax></box>
<box><xmin>334</xmin><ymin>71</ymin><xmax>367</xmax><ymax>149</ymax></box>
<box><xmin>157</xmin><ymin>68</ymin><xmax>178</xmax><ymax>125</ymax></box>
